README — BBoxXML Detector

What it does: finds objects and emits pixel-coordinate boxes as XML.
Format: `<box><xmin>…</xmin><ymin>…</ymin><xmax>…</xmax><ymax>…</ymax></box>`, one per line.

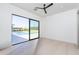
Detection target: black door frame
<box><xmin>12</xmin><ymin>14</ymin><xmax>40</xmax><ymax>46</ymax></box>
<box><xmin>29</xmin><ymin>19</ymin><xmax>40</xmax><ymax>40</ymax></box>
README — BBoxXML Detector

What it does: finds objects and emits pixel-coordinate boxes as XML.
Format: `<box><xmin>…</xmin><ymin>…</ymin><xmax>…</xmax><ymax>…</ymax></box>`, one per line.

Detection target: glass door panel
<box><xmin>12</xmin><ymin>14</ymin><xmax>29</xmax><ymax>44</ymax></box>
<box><xmin>30</xmin><ymin>20</ymin><xmax>39</xmax><ymax>39</ymax></box>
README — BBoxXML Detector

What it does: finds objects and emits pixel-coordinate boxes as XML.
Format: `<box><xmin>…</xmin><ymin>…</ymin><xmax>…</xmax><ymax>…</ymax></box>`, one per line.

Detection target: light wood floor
<box><xmin>0</xmin><ymin>38</ymin><xmax>79</xmax><ymax>55</ymax></box>
<box><xmin>0</xmin><ymin>39</ymin><xmax>38</xmax><ymax>55</ymax></box>
<box><xmin>35</xmin><ymin>38</ymin><xmax>79</xmax><ymax>55</ymax></box>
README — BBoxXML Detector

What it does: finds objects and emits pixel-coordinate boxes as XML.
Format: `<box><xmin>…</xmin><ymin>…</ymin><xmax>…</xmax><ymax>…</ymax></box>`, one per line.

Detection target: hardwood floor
<box><xmin>0</xmin><ymin>39</ymin><xmax>38</xmax><ymax>55</ymax></box>
<box><xmin>35</xmin><ymin>38</ymin><xmax>79</xmax><ymax>55</ymax></box>
<box><xmin>0</xmin><ymin>38</ymin><xmax>79</xmax><ymax>55</ymax></box>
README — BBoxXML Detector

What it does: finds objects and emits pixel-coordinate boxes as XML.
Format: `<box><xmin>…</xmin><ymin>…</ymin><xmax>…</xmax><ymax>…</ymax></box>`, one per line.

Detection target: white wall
<box><xmin>41</xmin><ymin>9</ymin><xmax>78</xmax><ymax>44</ymax></box>
<box><xmin>0</xmin><ymin>4</ymin><xmax>11</xmax><ymax>49</ymax></box>
<box><xmin>0</xmin><ymin>3</ymin><xmax>40</xmax><ymax>49</ymax></box>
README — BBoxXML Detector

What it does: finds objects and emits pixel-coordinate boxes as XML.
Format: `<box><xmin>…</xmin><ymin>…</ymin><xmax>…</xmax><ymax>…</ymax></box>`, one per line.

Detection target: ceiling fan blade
<box><xmin>34</xmin><ymin>7</ymin><xmax>43</xmax><ymax>11</ymax></box>
<box><xmin>44</xmin><ymin>8</ymin><xmax>47</xmax><ymax>14</ymax></box>
<box><xmin>45</xmin><ymin>3</ymin><xmax>53</xmax><ymax>8</ymax></box>
<box><xmin>36</xmin><ymin>7</ymin><xmax>43</xmax><ymax>9</ymax></box>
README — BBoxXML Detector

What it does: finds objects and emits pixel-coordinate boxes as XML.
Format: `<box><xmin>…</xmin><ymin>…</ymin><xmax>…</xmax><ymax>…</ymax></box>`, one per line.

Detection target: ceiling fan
<box><xmin>34</xmin><ymin>3</ymin><xmax>53</xmax><ymax>14</ymax></box>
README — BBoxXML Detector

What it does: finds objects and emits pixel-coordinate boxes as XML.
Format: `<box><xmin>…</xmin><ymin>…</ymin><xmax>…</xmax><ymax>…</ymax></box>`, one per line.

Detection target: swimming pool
<box><xmin>14</xmin><ymin>31</ymin><xmax>38</xmax><ymax>35</ymax></box>
<box><xmin>14</xmin><ymin>32</ymin><xmax>28</xmax><ymax>35</ymax></box>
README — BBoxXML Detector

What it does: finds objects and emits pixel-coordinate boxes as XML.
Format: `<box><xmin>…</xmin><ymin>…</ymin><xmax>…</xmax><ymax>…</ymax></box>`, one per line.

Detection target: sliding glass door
<box><xmin>30</xmin><ymin>19</ymin><xmax>39</xmax><ymax>39</ymax></box>
<box><xmin>12</xmin><ymin>14</ymin><xmax>40</xmax><ymax>45</ymax></box>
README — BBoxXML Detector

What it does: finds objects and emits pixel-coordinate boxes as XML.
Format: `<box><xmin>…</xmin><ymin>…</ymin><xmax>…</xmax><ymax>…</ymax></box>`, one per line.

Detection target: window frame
<box><xmin>11</xmin><ymin>14</ymin><xmax>40</xmax><ymax>45</ymax></box>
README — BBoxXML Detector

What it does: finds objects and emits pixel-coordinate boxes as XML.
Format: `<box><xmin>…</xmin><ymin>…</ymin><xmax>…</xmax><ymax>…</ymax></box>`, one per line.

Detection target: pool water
<box><xmin>15</xmin><ymin>32</ymin><xmax>28</xmax><ymax>35</ymax></box>
<box><xmin>14</xmin><ymin>31</ymin><xmax>38</xmax><ymax>35</ymax></box>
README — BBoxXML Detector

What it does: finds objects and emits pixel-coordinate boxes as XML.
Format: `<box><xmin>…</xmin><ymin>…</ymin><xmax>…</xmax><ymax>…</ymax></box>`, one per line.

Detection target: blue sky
<box><xmin>12</xmin><ymin>15</ymin><xmax>38</xmax><ymax>28</ymax></box>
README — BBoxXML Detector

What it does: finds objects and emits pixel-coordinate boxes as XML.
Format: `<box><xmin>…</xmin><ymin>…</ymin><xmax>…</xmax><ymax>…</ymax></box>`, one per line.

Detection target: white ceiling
<box><xmin>11</xmin><ymin>3</ymin><xmax>79</xmax><ymax>17</ymax></box>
